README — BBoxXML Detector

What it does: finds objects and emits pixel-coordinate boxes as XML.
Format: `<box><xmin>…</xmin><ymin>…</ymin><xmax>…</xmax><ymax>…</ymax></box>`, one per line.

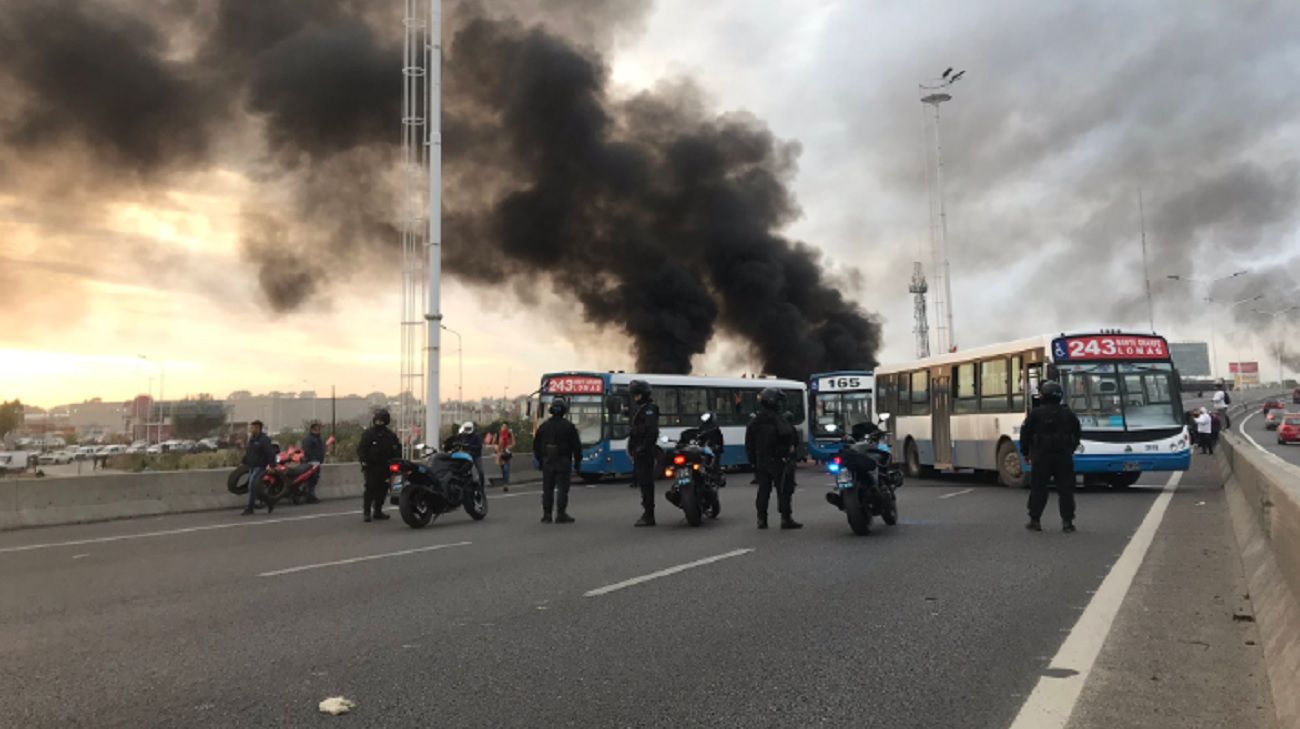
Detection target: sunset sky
<box><xmin>2</xmin><ymin>0</ymin><xmax>1297</xmax><ymax>409</ymax></box>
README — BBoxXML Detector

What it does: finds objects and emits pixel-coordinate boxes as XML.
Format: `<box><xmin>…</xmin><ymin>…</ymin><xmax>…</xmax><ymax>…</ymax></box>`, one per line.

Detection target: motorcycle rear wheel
<box><xmin>844</xmin><ymin>487</ymin><xmax>873</xmax><ymax>536</ymax></box>
<box><xmin>399</xmin><ymin>485</ymin><xmax>437</xmax><ymax>529</ymax></box>
<box><xmin>882</xmin><ymin>491</ymin><xmax>898</xmax><ymax>526</ymax></box>
<box><xmin>681</xmin><ymin>483</ymin><xmax>703</xmax><ymax>527</ymax></box>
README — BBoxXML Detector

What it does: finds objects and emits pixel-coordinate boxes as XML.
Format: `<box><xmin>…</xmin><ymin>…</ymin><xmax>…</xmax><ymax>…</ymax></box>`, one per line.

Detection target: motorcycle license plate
<box><xmin>1122</xmin><ymin>462</ymin><xmax>1141</xmax><ymax>472</ymax></box>
<box><xmin>389</xmin><ymin>475</ymin><xmax>403</xmax><ymax>493</ymax></box>
<box><xmin>676</xmin><ymin>470</ymin><xmax>692</xmax><ymax>486</ymax></box>
<box><xmin>835</xmin><ymin>471</ymin><xmax>854</xmax><ymax>488</ymax></box>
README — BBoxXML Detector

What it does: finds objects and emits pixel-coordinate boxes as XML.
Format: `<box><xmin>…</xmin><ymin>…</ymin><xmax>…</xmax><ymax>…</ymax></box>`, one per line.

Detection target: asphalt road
<box><xmin>0</xmin><ymin>459</ymin><xmax>1273</xmax><ymax>728</ymax></box>
<box><xmin>1236</xmin><ymin>403</ymin><xmax>1300</xmax><ymax>468</ymax></box>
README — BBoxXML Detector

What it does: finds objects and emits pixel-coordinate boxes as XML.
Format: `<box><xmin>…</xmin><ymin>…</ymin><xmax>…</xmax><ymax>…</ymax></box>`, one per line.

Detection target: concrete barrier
<box><xmin>0</xmin><ymin>458</ymin><xmax>545</xmax><ymax>532</ymax></box>
<box><xmin>1218</xmin><ymin>429</ymin><xmax>1300</xmax><ymax>729</ymax></box>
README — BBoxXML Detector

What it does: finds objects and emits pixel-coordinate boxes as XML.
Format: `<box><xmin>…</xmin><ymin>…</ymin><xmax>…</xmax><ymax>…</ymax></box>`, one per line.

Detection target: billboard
<box><xmin>1169</xmin><ymin>342</ymin><xmax>1211</xmax><ymax>378</ymax></box>
<box><xmin>1229</xmin><ymin>361</ymin><xmax>1260</xmax><ymax>386</ymax></box>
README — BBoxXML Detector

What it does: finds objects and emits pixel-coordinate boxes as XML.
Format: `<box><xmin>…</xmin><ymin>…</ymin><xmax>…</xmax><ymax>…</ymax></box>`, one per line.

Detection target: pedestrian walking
<box><xmin>356</xmin><ymin>409</ymin><xmax>401</xmax><ymax>522</ymax></box>
<box><xmin>241</xmin><ymin>420</ymin><xmax>276</xmax><ymax>516</ymax></box>
<box><xmin>533</xmin><ymin>397</ymin><xmax>582</xmax><ymax>523</ymax></box>
<box><xmin>627</xmin><ymin>380</ymin><xmax>660</xmax><ymax>527</ymax></box>
<box><xmin>1020</xmin><ymin>381</ymin><xmax>1082</xmax><ymax>533</ymax></box>
<box><xmin>745</xmin><ymin>388</ymin><xmax>802</xmax><ymax>530</ymax></box>
<box><xmin>1212</xmin><ymin>381</ymin><xmax>1232</xmax><ymax>430</ymax></box>
<box><xmin>497</xmin><ymin>423</ymin><xmax>515</xmax><ymax>487</ymax></box>
<box><xmin>301</xmin><ymin>421</ymin><xmax>325</xmax><ymax>504</ymax></box>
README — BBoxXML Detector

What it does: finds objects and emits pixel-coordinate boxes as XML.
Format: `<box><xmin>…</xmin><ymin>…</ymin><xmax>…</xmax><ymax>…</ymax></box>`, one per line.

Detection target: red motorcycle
<box><xmin>226</xmin><ymin>446</ymin><xmax>321</xmax><ymax>506</ymax></box>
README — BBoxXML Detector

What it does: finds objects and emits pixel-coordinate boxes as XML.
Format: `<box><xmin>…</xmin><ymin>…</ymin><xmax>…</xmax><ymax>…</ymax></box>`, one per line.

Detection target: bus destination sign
<box><xmin>543</xmin><ymin>376</ymin><xmax>605</xmax><ymax>395</ymax></box>
<box><xmin>815</xmin><ymin>375</ymin><xmax>869</xmax><ymax>393</ymax></box>
<box><xmin>1052</xmin><ymin>335</ymin><xmax>1169</xmax><ymax>361</ymax></box>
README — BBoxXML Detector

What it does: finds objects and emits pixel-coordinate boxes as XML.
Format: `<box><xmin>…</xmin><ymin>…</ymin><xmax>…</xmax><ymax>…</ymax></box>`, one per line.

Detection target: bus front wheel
<box><xmin>997</xmin><ymin>440</ymin><xmax>1027</xmax><ymax>489</ymax></box>
<box><xmin>1106</xmin><ymin>472</ymin><xmax>1141</xmax><ymax>489</ymax></box>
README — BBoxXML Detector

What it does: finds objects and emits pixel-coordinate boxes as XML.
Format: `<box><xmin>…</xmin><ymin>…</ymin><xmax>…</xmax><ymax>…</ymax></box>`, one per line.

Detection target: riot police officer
<box><xmin>532</xmin><ymin>396</ymin><xmax>582</xmax><ymax>524</ymax></box>
<box><xmin>745</xmin><ymin>388</ymin><xmax>803</xmax><ymax>530</ymax></box>
<box><xmin>356</xmin><ymin>408</ymin><xmax>402</xmax><ymax>522</ymax></box>
<box><xmin>627</xmin><ymin>380</ymin><xmax>659</xmax><ymax>527</ymax></box>
<box><xmin>1020</xmin><ymin>381</ymin><xmax>1083</xmax><ymax>532</ymax></box>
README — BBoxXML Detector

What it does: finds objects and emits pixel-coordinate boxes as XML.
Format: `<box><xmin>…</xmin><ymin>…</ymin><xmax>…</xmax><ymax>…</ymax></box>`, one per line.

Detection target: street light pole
<box><xmin>1253</xmin><ymin>306</ymin><xmax>1299</xmax><ymax>383</ymax></box>
<box><xmin>1165</xmin><ymin>271</ymin><xmax>1250</xmax><ymax>378</ymax></box>
<box><xmin>138</xmin><ymin>354</ymin><xmax>163</xmax><ymax>444</ymax></box>
<box><xmin>920</xmin><ymin>70</ymin><xmax>963</xmax><ymax>353</ymax></box>
<box><xmin>441</xmin><ymin>324</ymin><xmax>463</xmax><ymax>426</ymax></box>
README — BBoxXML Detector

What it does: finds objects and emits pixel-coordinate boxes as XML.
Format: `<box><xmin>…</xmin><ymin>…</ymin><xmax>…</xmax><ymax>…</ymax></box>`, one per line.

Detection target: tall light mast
<box><xmin>920</xmin><ymin>68</ymin><xmax>964</xmax><ymax>353</ymax></box>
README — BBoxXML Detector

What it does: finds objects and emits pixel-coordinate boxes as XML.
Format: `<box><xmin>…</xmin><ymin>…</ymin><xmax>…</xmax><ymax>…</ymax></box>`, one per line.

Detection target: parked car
<box><xmin>125</xmin><ymin>441</ymin><xmax>148</xmax><ymax>454</ymax></box>
<box><xmin>146</xmin><ymin>445</ymin><xmax>163</xmax><ymax>455</ymax></box>
<box><xmin>195</xmin><ymin>438</ymin><xmax>221</xmax><ymax>453</ymax></box>
<box><xmin>74</xmin><ymin>446</ymin><xmax>97</xmax><ymax>460</ymax></box>
<box><xmin>97</xmin><ymin>445</ymin><xmax>127</xmax><ymax>457</ymax></box>
<box><xmin>38</xmin><ymin>451</ymin><xmax>74</xmax><ymax>465</ymax></box>
<box><xmin>1278</xmin><ymin>414</ymin><xmax>1300</xmax><ymax>445</ymax></box>
<box><xmin>0</xmin><ymin>451</ymin><xmax>32</xmax><ymax>473</ymax></box>
<box><xmin>1265</xmin><ymin>409</ymin><xmax>1283</xmax><ymax>430</ymax></box>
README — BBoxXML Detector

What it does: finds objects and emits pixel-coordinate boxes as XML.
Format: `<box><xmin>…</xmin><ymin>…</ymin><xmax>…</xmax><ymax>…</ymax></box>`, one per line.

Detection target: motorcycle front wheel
<box><xmin>399</xmin><ymin>484</ymin><xmax>437</xmax><ymax>529</ymax></box>
<box><xmin>881</xmin><ymin>490</ymin><xmax>898</xmax><ymax>526</ymax></box>
<box><xmin>705</xmin><ymin>489</ymin><xmax>721</xmax><ymax>520</ymax></box>
<box><xmin>463</xmin><ymin>482</ymin><xmax>488</xmax><ymax>521</ymax></box>
<box><xmin>843</xmin><ymin>487</ymin><xmax>873</xmax><ymax>536</ymax></box>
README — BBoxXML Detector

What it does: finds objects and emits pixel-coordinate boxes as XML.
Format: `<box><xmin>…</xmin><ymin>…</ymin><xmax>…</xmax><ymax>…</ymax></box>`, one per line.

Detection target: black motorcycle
<box><xmin>824</xmin><ymin>416</ymin><xmax>902</xmax><ymax>536</ymax></box>
<box><xmin>388</xmin><ymin>442</ymin><xmax>488</xmax><ymax>529</ymax></box>
<box><xmin>662</xmin><ymin>436</ymin><xmax>722</xmax><ymax>527</ymax></box>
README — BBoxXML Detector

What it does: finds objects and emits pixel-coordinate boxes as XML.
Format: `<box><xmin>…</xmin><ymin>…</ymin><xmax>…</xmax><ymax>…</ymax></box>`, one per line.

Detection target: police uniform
<box><xmin>533</xmin><ymin>413</ymin><xmax>582</xmax><ymax>522</ymax></box>
<box><xmin>1020</xmin><ymin>398</ymin><xmax>1083</xmax><ymax>529</ymax></box>
<box><xmin>628</xmin><ymin>398</ymin><xmax>660</xmax><ymax>524</ymax></box>
<box><xmin>745</xmin><ymin>407</ymin><xmax>799</xmax><ymax>528</ymax></box>
<box><xmin>356</xmin><ymin>423</ymin><xmax>402</xmax><ymax>521</ymax></box>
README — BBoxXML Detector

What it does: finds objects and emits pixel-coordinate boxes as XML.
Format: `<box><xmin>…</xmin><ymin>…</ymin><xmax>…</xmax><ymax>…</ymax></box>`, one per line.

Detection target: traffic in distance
<box><xmin>532</xmin><ymin>330</ymin><xmax>1190</xmax><ymax>493</ymax></box>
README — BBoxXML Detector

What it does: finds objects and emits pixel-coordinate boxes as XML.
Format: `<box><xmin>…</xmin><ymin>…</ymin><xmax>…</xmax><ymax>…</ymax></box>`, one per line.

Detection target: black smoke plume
<box><xmin>0</xmin><ymin>0</ymin><xmax>880</xmax><ymax>377</ymax></box>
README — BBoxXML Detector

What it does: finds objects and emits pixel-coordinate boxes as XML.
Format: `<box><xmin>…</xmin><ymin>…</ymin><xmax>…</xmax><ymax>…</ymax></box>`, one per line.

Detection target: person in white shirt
<box><xmin>1212</xmin><ymin>382</ymin><xmax>1232</xmax><ymax>429</ymax></box>
<box><xmin>1194</xmin><ymin>408</ymin><xmax>1215</xmax><ymax>454</ymax></box>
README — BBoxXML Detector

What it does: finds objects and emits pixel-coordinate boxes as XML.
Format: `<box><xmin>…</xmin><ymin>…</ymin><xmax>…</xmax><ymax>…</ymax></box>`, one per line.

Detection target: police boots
<box><xmin>634</xmin><ymin>510</ymin><xmax>656</xmax><ymax>527</ymax></box>
<box><xmin>757</xmin><ymin>513</ymin><xmax>768</xmax><ymax>530</ymax></box>
<box><xmin>780</xmin><ymin>515</ymin><xmax>803</xmax><ymax>530</ymax></box>
<box><xmin>556</xmin><ymin>513</ymin><xmax>575</xmax><ymax>524</ymax></box>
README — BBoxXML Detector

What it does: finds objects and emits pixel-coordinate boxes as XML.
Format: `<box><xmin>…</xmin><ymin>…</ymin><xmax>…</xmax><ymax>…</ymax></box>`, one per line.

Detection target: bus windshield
<box><xmin>813</xmin><ymin>392</ymin><xmax>873</xmax><ymax>438</ymax></box>
<box><xmin>1057</xmin><ymin>362</ymin><xmax>1181</xmax><ymax>431</ymax></box>
<box><xmin>541</xmin><ymin>394</ymin><xmax>604</xmax><ymax>446</ymax></box>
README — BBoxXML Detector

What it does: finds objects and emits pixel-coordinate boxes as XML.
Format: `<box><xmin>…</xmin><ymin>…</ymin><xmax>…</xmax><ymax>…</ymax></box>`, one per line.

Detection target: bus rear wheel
<box><xmin>997</xmin><ymin>440</ymin><xmax>1027</xmax><ymax>488</ymax></box>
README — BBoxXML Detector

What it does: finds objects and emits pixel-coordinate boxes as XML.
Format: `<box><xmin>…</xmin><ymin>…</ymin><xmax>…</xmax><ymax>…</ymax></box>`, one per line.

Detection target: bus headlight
<box><xmin>1076</xmin><ymin>444</ymin><xmax>1086</xmax><ymax>454</ymax></box>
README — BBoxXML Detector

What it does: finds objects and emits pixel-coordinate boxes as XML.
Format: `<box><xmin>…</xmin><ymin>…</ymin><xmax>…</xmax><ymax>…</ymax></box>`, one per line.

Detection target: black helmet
<box><xmin>1039</xmin><ymin>381</ymin><xmax>1064</xmax><ymax>402</ymax></box>
<box><xmin>549</xmin><ymin>397</ymin><xmax>569</xmax><ymax>416</ymax></box>
<box><xmin>628</xmin><ymin>380</ymin><xmax>652</xmax><ymax>402</ymax></box>
<box><xmin>373</xmin><ymin>408</ymin><xmax>391</xmax><ymax>426</ymax></box>
<box><xmin>758</xmin><ymin>387</ymin><xmax>784</xmax><ymax>411</ymax></box>
<box><xmin>783</xmin><ymin>410</ymin><xmax>796</xmax><ymax>423</ymax></box>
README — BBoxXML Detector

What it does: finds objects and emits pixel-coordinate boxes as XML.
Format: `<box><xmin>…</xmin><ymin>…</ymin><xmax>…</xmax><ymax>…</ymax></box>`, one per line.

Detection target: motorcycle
<box><xmin>824</xmin><ymin>414</ymin><xmax>903</xmax><ymax>536</ymax></box>
<box><xmin>661</xmin><ymin>434</ymin><xmax>723</xmax><ymax>527</ymax></box>
<box><xmin>388</xmin><ymin>441</ymin><xmax>488</xmax><ymax>529</ymax></box>
<box><xmin>226</xmin><ymin>445</ymin><xmax>321</xmax><ymax>506</ymax></box>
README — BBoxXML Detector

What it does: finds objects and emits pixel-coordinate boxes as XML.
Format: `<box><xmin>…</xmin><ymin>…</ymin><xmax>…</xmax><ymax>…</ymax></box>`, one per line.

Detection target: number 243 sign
<box><xmin>1053</xmin><ymin>335</ymin><xmax>1168</xmax><ymax>361</ymax></box>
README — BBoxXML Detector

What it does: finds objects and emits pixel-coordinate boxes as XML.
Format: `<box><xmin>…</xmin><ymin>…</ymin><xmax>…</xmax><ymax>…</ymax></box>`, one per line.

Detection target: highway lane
<box><xmin>0</xmin><ymin>461</ymin><xmax>1272</xmax><ymax>728</ymax></box>
<box><xmin>1236</xmin><ymin>403</ymin><xmax>1300</xmax><ymax>468</ymax></box>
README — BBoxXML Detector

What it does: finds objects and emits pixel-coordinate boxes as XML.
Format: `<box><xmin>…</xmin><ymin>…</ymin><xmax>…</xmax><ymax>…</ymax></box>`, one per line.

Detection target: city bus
<box><xmin>807</xmin><ymin>370</ymin><xmax>875</xmax><ymax>462</ymax></box>
<box><xmin>537</xmin><ymin>372</ymin><xmax>808</xmax><ymax>482</ymax></box>
<box><xmin>873</xmin><ymin>331</ymin><xmax>1191</xmax><ymax>488</ymax></box>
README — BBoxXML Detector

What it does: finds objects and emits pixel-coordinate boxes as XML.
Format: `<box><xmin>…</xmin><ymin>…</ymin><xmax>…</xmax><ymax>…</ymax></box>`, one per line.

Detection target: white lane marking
<box><xmin>1006</xmin><ymin>471</ymin><xmax>1181</xmax><ymax>729</ymax></box>
<box><xmin>0</xmin><ymin>509</ymin><xmax>362</xmax><ymax>554</ymax></box>
<box><xmin>257</xmin><ymin>541</ymin><xmax>472</xmax><ymax>577</ymax></box>
<box><xmin>1236</xmin><ymin>410</ymin><xmax>1290</xmax><ymax>465</ymax></box>
<box><xmin>71</xmin><ymin>553</ymin><xmax>90</xmax><ymax>560</ymax></box>
<box><xmin>584</xmin><ymin>548</ymin><xmax>754</xmax><ymax>597</ymax></box>
<box><xmin>939</xmin><ymin>488</ymin><xmax>975</xmax><ymax>499</ymax></box>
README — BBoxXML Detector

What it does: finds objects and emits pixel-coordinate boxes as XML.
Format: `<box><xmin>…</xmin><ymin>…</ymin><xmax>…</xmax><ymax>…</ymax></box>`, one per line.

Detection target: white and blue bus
<box><xmin>807</xmin><ymin>370</ymin><xmax>875</xmax><ymax>462</ymax></box>
<box><xmin>538</xmin><ymin>372</ymin><xmax>809</xmax><ymax>482</ymax></box>
<box><xmin>873</xmin><ymin>331</ymin><xmax>1191</xmax><ymax>488</ymax></box>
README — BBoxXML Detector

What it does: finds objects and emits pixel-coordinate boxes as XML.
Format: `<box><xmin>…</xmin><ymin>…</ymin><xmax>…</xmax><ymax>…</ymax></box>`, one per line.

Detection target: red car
<box><xmin>1262</xmin><ymin>399</ymin><xmax>1284</xmax><ymax>414</ymax></box>
<box><xmin>1279</xmin><ymin>414</ymin><xmax>1300</xmax><ymax>445</ymax></box>
<box><xmin>1265</xmin><ymin>409</ymin><xmax>1283</xmax><ymax>430</ymax></box>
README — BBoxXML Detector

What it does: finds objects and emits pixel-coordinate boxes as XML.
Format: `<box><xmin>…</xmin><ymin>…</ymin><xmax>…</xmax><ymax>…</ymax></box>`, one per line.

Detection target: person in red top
<box><xmin>497</xmin><ymin>424</ymin><xmax>515</xmax><ymax>487</ymax></box>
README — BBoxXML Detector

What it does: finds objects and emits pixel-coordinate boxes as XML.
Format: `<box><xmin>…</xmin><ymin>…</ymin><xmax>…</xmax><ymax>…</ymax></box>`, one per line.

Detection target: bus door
<box><xmin>931</xmin><ymin>366</ymin><xmax>953</xmax><ymax>469</ymax></box>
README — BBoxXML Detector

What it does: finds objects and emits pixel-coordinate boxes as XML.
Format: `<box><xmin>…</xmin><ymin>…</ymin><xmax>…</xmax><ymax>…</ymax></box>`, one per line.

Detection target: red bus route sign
<box><xmin>542</xmin><ymin>376</ymin><xmax>605</xmax><ymax>395</ymax></box>
<box><xmin>1052</xmin><ymin>335</ymin><xmax>1169</xmax><ymax>361</ymax></box>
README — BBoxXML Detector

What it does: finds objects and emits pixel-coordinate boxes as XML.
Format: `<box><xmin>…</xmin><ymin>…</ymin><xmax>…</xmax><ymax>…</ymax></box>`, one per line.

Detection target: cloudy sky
<box><xmin>2</xmin><ymin>0</ymin><xmax>1297</xmax><ymax>408</ymax></box>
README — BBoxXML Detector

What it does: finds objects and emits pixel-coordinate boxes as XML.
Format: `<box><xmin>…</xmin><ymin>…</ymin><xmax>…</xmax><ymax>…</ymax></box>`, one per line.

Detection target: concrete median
<box><xmin>0</xmin><ymin>459</ymin><xmax>544</xmax><ymax>532</ymax></box>
<box><xmin>1218</xmin><ymin>428</ymin><xmax>1300</xmax><ymax>729</ymax></box>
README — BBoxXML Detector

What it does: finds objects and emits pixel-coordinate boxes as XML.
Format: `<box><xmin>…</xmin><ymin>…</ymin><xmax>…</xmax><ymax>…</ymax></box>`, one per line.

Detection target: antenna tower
<box><xmin>909</xmin><ymin>262</ymin><xmax>931</xmax><ymax>358</ymax></box>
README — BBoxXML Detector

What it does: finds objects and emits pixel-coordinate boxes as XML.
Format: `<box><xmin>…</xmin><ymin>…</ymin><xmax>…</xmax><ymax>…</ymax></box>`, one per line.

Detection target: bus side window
<box><xmin>1011</xmin><ymin>355</ymin><xmax>1025</xmax><ymax>412</ymax></box>
<box><xmin>652</xmin><ymin>386</ymin><xmax>680</xmax><ymax>426</ymax></box>
<box><xmin>897</xmin><ymin>373</ymin><xmax>911</xmax><ymax>416</ymax></box>
<box><xmin>1027</xmin><ymin>364</ymin><xmax>1043</xmax><ymax>408</ymax></box>
<box><xmin>911</xmin><ymin>371</ymin><xmax>931</xmax><ymax>416</ymax></box>
<box><xmin>781</xmin><ymin>390</ymin><xmax>806</xmax><ymax>424</ymax></box>
<box><xmin>678</xmin><ymin>387</ymin><xmax>708</xmax><ymax>423</ymax></box>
